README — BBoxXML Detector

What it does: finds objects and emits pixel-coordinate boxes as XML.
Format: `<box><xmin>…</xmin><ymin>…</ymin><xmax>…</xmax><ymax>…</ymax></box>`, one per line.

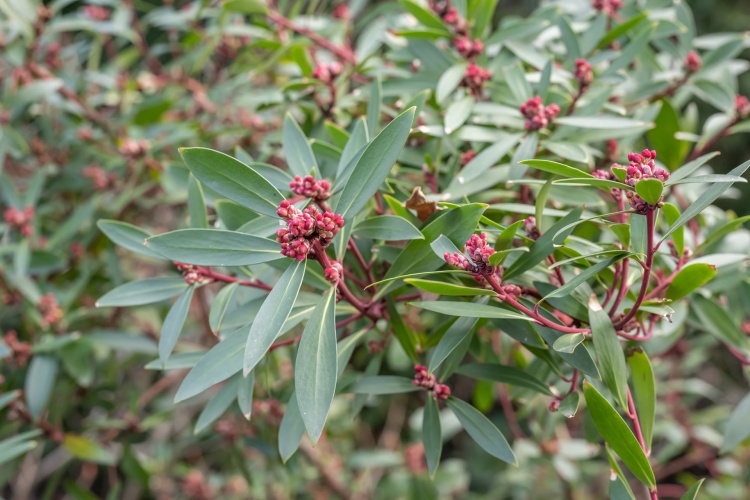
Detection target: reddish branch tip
<box><xmin>592</xmin><ymin>0</ymin><xmax>622</xmax><ymax>17</ymax></box>
<box><xmin>444</xmin><ymin>232</ymin><xmax>503</xmax><ymax>282</ymax></box>
<box><xmin>618</xmin><ymin>149</ymin><xmax>670</xmax><ymax>213</ymax></box>
<box><xmin>685</xmin><ymin>51</ymin><xmax>702</xmax><ymax>73</ymax></box>
<box><xmin>520</xmin><ymin>96</ymin><xmax>560</xmax><ymax>131</ymax></box>
<box><xmin>574</xmin><ymin>59</ymin><xmax>594</xmax><ymax>88</ymax></box>
<box><xmin>311</xmin><ymin>62</ymin><xmax>342</xmax><ymax>84</ymax></box>
<box><xmin>3</xmin><ymin>206</ymin><xmax>34</xmax><ymax>236</ymax></box>
<box><xmin>462</xmin><ymin>64</ymin><xmax>492</xmax><ymax>97</ymax></box>
<box><xmin>276</xmin><ymin>202</ymin><xmax>344</xmax><ymax>260</ymax></box>
<box><xmin>453</xmin><ymin>37</ymin><xmax>484</xmax><ymax>59</ymax></box>
<box><xmin>736</xmin><ymin>95</ymin><xmax>750</xmax><ymax>119</ymax></box>
<box><xmin>413</xmin><ymin>365</ymin><xmax>451</xmax><ymax>400</ymax></box>
<box><xmin>290</xmin><ymin>175</ymin><xmax>331</xmax><ymax>200</ymax></box>
<box><xmin>324</xmin><ymin>261</ymin><xmax>343</xmax><ymax>284</ymax></box>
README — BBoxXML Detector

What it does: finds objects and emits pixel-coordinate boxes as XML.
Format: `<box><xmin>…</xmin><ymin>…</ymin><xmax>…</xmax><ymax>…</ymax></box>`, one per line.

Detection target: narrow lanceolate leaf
<box><xmin>664</xmin><ymin>263</ymin><xmax>717</xmax><ymax>301</ymax></box>
<box><xmin>208</xmin><ymin>282</ymin><xmax>239</xmax><ymax>334</ymax></box>
<box><xmin>423</xmin><ymin>397</ymin><xmax>442</xmax><ymax>477</ymax></box>
<box><xmin>195</xmin><ymin>375</ymin><xmax>240</xmax><ymax>433</ymax></box>
<box><xmin>405</xmin><ymin>279</ymin><xmax>497</xmax><ymax>296</ymax></box>
<box><xmin>348</xmin><ymin>376</ymin><xmax>421</xmax><ymax>395</ymax></box>
<box><xmin>159</xmin><ymin>285</ymin><xmax>195</xmax><ymax>364</ymax></box>
<box><xmin>180</xmin><ymin>147</ymin><xmax>283</xmax><ymax>218</ymax></box>
<box><xmin>669</xmin><ymin>152</ymin><xmax>721</xmax><ymax>183</ymax></box>
<box><xmin>96</xmin><ymin>278</ymin><xmax>187</xmax><ymax>307</ymax></box>
<box><xmin>693</xmin><ymin>295</ymin><xmax>750</xmax><ymax>354</ymax></box>
<box><xmin>237</xmin><ymin>371</ymin><xmax>254</xmax><ymax>420</ymax></box>
<box><xmin>353</xmin><ymin>215</ymin><xmax>424</xmax><ymax>241</ymax></box>
<box><xmin>295</xmin><ymin>289</ymin><xmax>337</xmax><ymax>444</ymax></box>
<box><xmin>410</xmin><ymin>301</ymin><xmax>535</xmax><ymax>321</ymax></box>
<box><xmin>97</xmin><ymin>220</ymin><xmax>165</xmax><ymax>259</ymax></box>
<box><xmin>446</xmin><ymin>397</ymin><xmax>517</xmax><ymax>465</ymax></box>
<box><xmin>429</xmin><ymin>316</ymin><xmax>479</xmax><ymax>372</ymax></box>
<box><xmin>589</xmin><ymin>297</ymin><xmax>629</xmax><ymax>410</ymax></box>
<box><xmin>244</xmin><ymin>259</ymin><xmax>306</xmax><ymax>375</ymax></box>
<box><xmin>335</xmin><ymin>107</ymin><xmax>415</xmax><ymax>221</ymax></box>
<box><xmin>279</xmin><ymin>391</ymin><xmax>305</xmax><ymax>463</ymax></box>
<box><xmin>283</xmin><ymin>113</ymin><xmax>317</xmax><ymax>177</ymax></box>
<box><xmin>661</xmin><ymin>159</ymin><xmax>750</xmax><ymax>242</ymax></box>
<box><xmin>679</xmin><ymin>479</ymin><xmax>705</xmax><ymax>500</ymax></box>
<box><xmin>721</xmin><ymin>393</ymin><xmax>750</xmax><ymax>452</ymax></box>
<box><xmin>187</xmin><ymin>174</ymin><xmax>208</xmax><ymax>228</ymax></box>
<box><xmin>386</xmin><ymin>300</ymin><xmax>419</xmax><ymax>363</ymax></box>
<box><xmin>553</xmin><ymin>332</ymin><xmax>586</xmax><ymax>354</ymax></box>
<box><xmin>519</xmin><ymin>159</ymin><xmax>594</xmax><ymax>178</ymax></box>
<box><xmin>627</xmin><ymin>349</ymin><xmax>655</xmax><ymax>452</ymax></box>
<box><xmin>25</xmin><ymin>356</ymin><xmax>59</xmax><ymax>420</ymax></box>
<box><xmin>583</xmin><ymin>381</ymin><xmax>656</xmax><ymax>489</ymax></box>
<box><xmin>541</xmin><ymin>252</ymin><xmax>631</xmax><ymax>304</ymax></box>
<box><xmin>456</xmin><ymin>363</ymin><xmax>552</xmax><ymax>395</ymax></box>
<box><xmin>146</xmin><ymin>229</ymin><xmax>282</xmax><ymax>266</ymax></box>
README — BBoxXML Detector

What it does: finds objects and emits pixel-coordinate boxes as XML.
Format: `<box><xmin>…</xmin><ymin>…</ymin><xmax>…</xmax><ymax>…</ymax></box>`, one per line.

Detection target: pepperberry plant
<box><xmin>3</xmin><ymin>0</ymin><xmax>750</xmax><ymax>498</ymax></box>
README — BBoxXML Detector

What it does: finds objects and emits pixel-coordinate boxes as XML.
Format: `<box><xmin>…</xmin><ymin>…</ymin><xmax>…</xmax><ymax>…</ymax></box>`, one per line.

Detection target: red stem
<box><xmin>267</xmin><ymin>11</ymin><xmax>356</xmax><ymax>65</ymax></box>
<box><xmin>196</xmin><ymin>266</ymin><xmax>273</xmax><ymax>291</ymax></box>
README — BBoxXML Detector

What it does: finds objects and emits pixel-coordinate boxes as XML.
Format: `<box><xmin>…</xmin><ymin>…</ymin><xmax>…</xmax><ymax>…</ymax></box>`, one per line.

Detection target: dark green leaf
<box><xmin>446</xmin><ymin>397</ymin><xmax>517</xmax><ymax>465</ymax></box>
<box><xmin>422</xmin><ymin>397</ymin><xmax>442</xmax><ymax>477</ymax></box>
<box><xmin>590</xmin><ymin>297</ymin><xmax>628</xmax><ymax>410</ymax></box>
<box><xmin>627</xmin><ymin>349</ymin><xmax>655</xmax><ymax>452</ymax></box>
<box><xmin>158</xmin><ymin>285</ymin><xmax>195</xmax><ymax>364</ymax></box>
<box><xmin>410</xmin><ymin>301</ymin><xmax>534</xmax><ymax>321</ymax></box>
<box><xmin>96</xmin><ymin>278</ymin><xmax>187</xmax><ymax>307</ymax></box>
<box><xmin>634</xmin><ymin>179</ymin><xmax>664</xmax><ymax>205</ymax></box>
<box><xmin>456</xmin><ymin>363</ymin><xmax>552</xmax><ymax>395</ymax></box>
<box><xmin>665</xmin><ymin>263</ymin><xmax>717</xmax><ymax>301</ymax></box>
<box><xmin>283</xmin><ymin>113</ymin><xmax>317</xmax><ymax>177</ymax></box>
<box><xmin>146</xmin><ymin>229</ymin><xmax>282</xmax><ymax>266</ymax></box>
<box><xmin>349</xmin><ymin>376</ymin><xmax>421</xmax><ymax>395</ymax></box>
<box><xmin>429</xmin><ymin>316</ymin><xmax>479</xmax><ymax>372</ymax></box>
<box><xmin>405</xmin><ymin>279</ymin><xmax>497</xmax><ymax>296</ymax></box>
<box><xmin>97</xmin><ymin>220</ymin><xmax>165</xmax><ymax>259</ymax></box>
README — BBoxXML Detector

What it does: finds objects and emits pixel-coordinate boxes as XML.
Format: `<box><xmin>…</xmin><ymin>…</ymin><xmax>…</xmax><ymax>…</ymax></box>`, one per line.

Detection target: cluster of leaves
<box><xmin>2</xmin><ymin>0</ymin><xmax>750</xmax><ymax>498</ymax></box>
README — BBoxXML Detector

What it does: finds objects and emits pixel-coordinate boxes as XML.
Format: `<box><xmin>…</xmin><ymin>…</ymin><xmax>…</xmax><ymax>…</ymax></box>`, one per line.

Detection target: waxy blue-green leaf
<box><xmin>237</xmin><ymin>371</ymin><xmax>254</xmax><ymax>420</ymax></box>
<box><xmin>243</xmin><ymin>259</ymin><xmax>306</xmax><ymax>375</ymax></box>
<box><xmin>423</xmin><ymin>396</ymin><xmax>442</xmax><ymax>477</ymax></box>
<box><xmin>590</xmin><ymin>297</ymin><xmax>628</xmax><ymax>410</ymax></box>
<box><xmin>583</xmin><ymin>381</ymin><xmax>656</xmax><ymax>488</ymax></box>
<box><xmin>295</xmin><ymin>289</ymin><xmax>337</xmax><ymax>444</ymax></box>
<box><xmin>0</xmin><ymin>432</ymin><xmax>41</xmax><ymax>465</ymax></box>
<box><xmin>353</xmin><ymin>215</ymin><xmax>423</xmax><ymax>241</ymax></box>
<box><xmin>720</xmin><ymin>392</ymin><xmax>750</xmax><ymax>452</ymax></box>
<box><xmin>503</xmin><ymin>206</ymin><xmax>584</xmax><ymax>280</ymax></box>
<box><xmin>665</xmin><ymin>263</ymin><xmax>716</xmax><ymax>301</ymax></box>
<box><xmin>693</xmin><ymin>295</ymin><xmax>750</xmax><ymax>354</ymax></box>
<box><xmin>405</xmin><ymin>278</ymin><xmax>497</xmax><ymax>296</ymax></box>
<box><xmin>283</xmin><ymin>113</ymin><xmax>317</xmax><ymax>177</ymax></box>
<box><xmin>175</xmin><ymin>328</ymin><xmax>245</xmax><ymax>402</ymax></box>
<box><xmin>559</xmin><ymin>391</ymin><xmax>580</xmax><ymax>418</ymax></box>
<box><xmin>444</xmin><ymin>96</ymin><xmax>475</xmax><ymax>134</ymax></box>
<box><xmin>25</xmin><ymin>355</ymin><xmax>58</xmax><ymax>419</ymax></box>
<box><xmin>542</xmin><ymin>252</ymin><xmax>631</xmax><ymax>304</ymax></box>
<box><xmin>96</xmin><ymin>278</ymin><xmax>187</xmax><ymax>307</ymax></box>
<box><xmin>97</xmin><ymin>220</ymin><xmax>166</xmax><ymax>259</ymax></box>
<box><xmin>627</xmin><ymin>349</ymin><xmax>655</xmax><ymax>452</ymax></box>
<box><xmin>555</xmin><ymin>116</ymin><xmax>649</xmax><ymax>130</ymax></box>
<box><xmin>552</xmin><ymin>333</ymin><xmax>586</xmax><ymax>354</ymax></box>
<box><xmin>661</xmin><ymin>159</ymin><xmax>750</xmax><ymax>242</ymax></box>
<box><xmin>146</xmin><ymin>229</ymin><xmax>282</xmax><ymax>267</ymax></box>
<box><xmin>456</xmin><ymin>363</ymin><xmax>552</xmax><ymax>395</ymax></box>
<box><xmin>446</xmin><ymin>397</ymin><xmax>517</xmax><ymax>465</ymax></box>
<box><xmin>195</xmin><ymin>375</ymin><xmax>240</xmax><ymax>433</ymax></box>
<box><xmin>349</xmin><ymin>376</ymin><xmax>421</xmax><ymax>395</ymax></box>
<box><xmin>335</xmin><ymin>107</ymin><xmax>415</xmax><ymax>221</ymax></box>
<box><xmin>158</xmin><ymin>285</ymin><xmax>195</xmax><ymax>364</ymax></box>
<box><xmin>187</xmin><ymin>174</ymin><xmax>208</xmax><ymax>228</ymax></box>
<box><xmin>278</xmin><ymin>391</ymin><xmax>305</xmax><ymax>463</ymax></box>
<box><xmin>429</xmin><ymin>316</ymin><xmax>479</xmax><ymax>373</ymax></box>
<box><xmin>180</xmin><ymin>147</ymin><xmax>283</xmax><ymax>218</ymax></box>
<box><xmin>208</xmin><ymin>282</ymin><xmax>239</xmax><ymax>334</ymax></box>
<box><xmin>410</xmin><ymin>301</ymin><xmax>534</xmax><ymax>321</ymax></box>
<box><xmin>449</xmin><ymin>134</ymin><xmax>522</xmax><ymax>189</ymax></box>
<box><xmin>669</xmin><ymin>152</ymin><xmax>721</xmax><ymax>182</ymax></box>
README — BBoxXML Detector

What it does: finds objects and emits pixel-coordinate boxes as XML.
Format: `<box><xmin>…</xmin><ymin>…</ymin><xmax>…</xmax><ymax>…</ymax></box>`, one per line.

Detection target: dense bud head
<box><xmin>520</xmin><ymin>96</ymin><xmax>559</xmax><ymax>130</ymax></box>
<box><xmin>311</xmin><ymin>62</ymin><xmax>342</xmax><ymax>84</ymax></box>
<box><xmin>290</xmin><ymin>175</ymin><xmax>331</xmax><ymax>200</ymax></box>
<box><xmin>275</xmin><ymin>201</ymin><xmax>344</xmax><ymax>258</ymax></box>
<box><xmin>592</xmin><ymin>0</ymin><xmax>622</xmax><ymax>17</ymax></box>
<box><xmin>685</xmin><ymin>51</ymin><xmax>702</xmax><ymax>73</ymax></box>
<box><xmin>574</xmin><ymin>58</ymin><xmax>594</xmax><ymax>87</ymax></box>
<box><xmin>462</xmin><ymin>64</ymin><xmax>492</xmax><ymax>94</ymax></box>
<box><xmin>453</xmin><ymin>37</ymin><xmax>484</xmax><ymax>59</ymax></box>
<box><xmin>736</xmin><ymin>95</ymin><xmax>750</xmax><ymax>118</ymax></box>
<box><xmin>621</xmin><ymin>149</ymin><xmax>669</xmax><ymax>213</ymax></box>
<box><xmin>324</xmin><ymin>261</ymin><xmax>343</xmax><ymax>284</ymax></box>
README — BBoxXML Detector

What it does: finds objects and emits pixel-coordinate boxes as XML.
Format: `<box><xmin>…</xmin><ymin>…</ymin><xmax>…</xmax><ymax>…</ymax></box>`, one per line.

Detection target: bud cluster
<box><xmin>430</xmin><ymin>2</ymin><xmax>468</xmax><ymax>37</ymax></box>
<box><xmin>413</xmin><ymin>365</ymin><xmax>451</xmax><ymax>400</ymax></box>
<box><xmin>324</xmin><ymin>260</ymin><xmax>344</xmax><ymax>284</ymax></box>
<box><xmin>616</xmin><ymin>149</ymin><xmax>670</xmax><ymax>213</ymax></box>
<box><xmin>592</xmin><ymin>0</ymin><xmax>622</xmax><ymax>17</ymax></box>
<box><xmin>524</xmin><ymin>216</ymin><xmax>540</xmax><ymax>241</ymax></box>
<box><xmin>119</xmin><ymin>138</ymin><xmax>150</xmax><ymax>158</ymax></box>
<box><xmin>444</xmin><ymin>232</ymin><xmax>503</xmax><ymax>282</ymax></box>
<box><xmin>453</xmin><ymin>36</ymin><xmax>484</xmax><ymax>60</ymax></box>
<box><xmin>736</xmin><ymin>95</ymin><xmax>750</xmax><ymax>119</ymax></box>
<box><xmin>520</xmin><ymin>96</ymin><xmax>560</xmax><ymax>131</ymax></box>
<box><xmin>276</xmin><ymin>201</ymin><xmax>344</xmax><ymax>260</ymax></box>
<box><xmin>39</xmin><ymin>293</ymin><xmax>63</xmax><ymax>329</ymax></box>
<box><xmin>82</xmin><ymin>164</ymin><xmax>117</xmax><ymax>191</ymax></box>
<box><xmin>290</xmin><ymin>175</ymin><xmax>331</xmax><ymax>201</ymax></box>
<box><xmin>3</xmin><ymin>331</ymin><xmax>31</xmax><ymax>366</ymax></box>
<box><xmin>175</xmin><ymin>262</ymin><xmax>209</xmax><ymax>285</ymax></box>
<box><xmin>574</xmin><ymin>59</ymin><xmax>593</xmax><ymax>89</ymax></box>
<box><xmin>3</xmin><ymin>206</ymin><xmax>34</xmax><ymax>236</ymax></box>
<box><xmin>685</xmin><ymin>51</ymin><xmax>702</xmax><ymax>73</ymax></box>
<box><xmin>311</xmin><ymin>62</ymin><xmax>343</xmax><ymax>85</ymax></box>
<box><xmin>462</xmin><ymin>64</ymin><xmax>492</xmax><ymax>96</ymax></box>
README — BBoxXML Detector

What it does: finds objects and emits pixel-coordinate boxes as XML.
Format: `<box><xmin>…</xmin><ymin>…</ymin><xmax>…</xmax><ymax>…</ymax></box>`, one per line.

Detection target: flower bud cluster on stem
<box><xmin>520</xmin><ymin>96</ymin><xmax>560</xmax><ymax>131</ymax></box>
<box><xmin>413</xmin><ymin>365</ymin><xmax>451</xmax><ymax>400</ymax></box>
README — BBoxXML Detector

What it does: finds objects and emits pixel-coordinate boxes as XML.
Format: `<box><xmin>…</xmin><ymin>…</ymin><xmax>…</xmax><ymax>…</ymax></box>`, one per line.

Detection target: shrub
<box><xmin>2</xmin><ymin>0</ymin><xmax>750</xmax><ymax>498</ymax></box>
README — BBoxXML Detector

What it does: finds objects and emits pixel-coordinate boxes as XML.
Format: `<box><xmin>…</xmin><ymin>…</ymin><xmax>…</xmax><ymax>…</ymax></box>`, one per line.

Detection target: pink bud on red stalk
<box><xmin>290</xmin><ymin>175</ymin><xmax>331</xmax><ymax>201</ymax></box>
<box><xmin>736</xmin><ymin>95</ymin><xmax>750</xmax><ymax>119</ymax></box>
<box><xmin>324</xmin><ymin>261</ymin><xmax>343</xmax><ymax>284</ymax></box>
<box><xmin>520</xmin><ymin>96</ymin><xmax>560</xmax><ymax>131</ymax></box>
<box><xmin>592</xmin><ymin>0</ymin><xmax>622</xmax><ymax>17</ymax></box>
<box><xmin>574</xmin><ymin>59</ymin><xmax>594</xmax><ymax>88</ymax></box>
<box><xmin>453</xmin><ymin>37</ymin><xmax>484</xmax><ymax>59</ymax></box>
<box><xmin>462</xmin><ymin>64</ymin><xmax>492</xmax><ymax>96</ymax></box>
<box><xmin>685</xmin><ymin>51</ymin><xmax>702</xmax><ymax>73</ymax></box>
<box><xmin>276</xmin><ymin>202</ymin><xmax>344</xmax><ymax>259</ymax></box>
<box><xmin>413</xmin><ymin>365</ymin><xmax>451</xmax><ymax>400</ymax></box>
<box><xmin>3</xmin><ymin>206</ymin><xmax>34</xmax><ymax>236</ymax></box>
<box><xmin>311</xmin><ymin>62</ymin><xmax>343</xmax><ymax>84</ymax></box>
<box><xmin>524</xmin><ymin>216</ymin><xmax>540</xmax><ymax>240</ymax></box>
<box><xmin>460</xmin><ymin>149</ymin><xmax>476</xmax><ymax>166</ymax></box>
<box><xmin>444</xmin><ymin>232</ymin><xmax>504</xmax><ymax>282</ymax></box>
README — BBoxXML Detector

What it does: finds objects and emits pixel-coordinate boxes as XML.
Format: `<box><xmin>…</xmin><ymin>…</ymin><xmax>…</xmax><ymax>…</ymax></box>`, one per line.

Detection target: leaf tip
<box><xmin>588</xmin><ymin>294</ymin><xmax>602</xmax><ymax>311</ymax></box>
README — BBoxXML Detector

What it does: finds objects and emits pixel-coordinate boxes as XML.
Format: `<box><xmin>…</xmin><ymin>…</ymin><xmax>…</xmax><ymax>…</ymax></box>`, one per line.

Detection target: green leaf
<box><xmin>661</xmin><ymin>159</ymin><xmax>750</xmax><ymax>242</ymax></box>
<box><xmin>446</xmin><ymin>397</ymin><xmax>517</xmax><ymax>465</ymax></box>
<box><xmin>449</xmin><ymin>134</ymin><xmax>521</xmax><ymax>188</ymax></box>
<box><xmin>208</xmin><ymin>283</ymin><xmax>239</xmax><ymax>334</ymax></box>
<box><xmin>295</xmin><ymin>289</ymin><xmax>337</xmax><ymax>444</ymax></box>
<box><xmin>278</xmin><ymin>391</ymin><xmax>305</xmax><ymax>463</ymax></box>
<box><xmin>583</xmin><ymin>381</ymin><xmax>656</xmax><ymax>488</ymax></box>
<box><xmin>243</xmin><ymin>259</ymin><xmax>306</xmax><ymax>374</ymax></box>
<box><xmin>679</xmin><ymin>479</ymin><xmax>705</xmax><ymax>500</ymax></box>
<box><xmin>405</xmin><ymin>279</ymin><xmax>497</xmax><ymax>296</ymax></box>
<box><xmin>146</xmin><ymin>229</ymin><xmax>282</xmax><ymax>266</ymax></box>
<box><xmin>386</xmin><ymin>300</ymin><xmax>419</xmax><ymax>363</ymax></box>
<box><xmin>634</xmin><ymin>179</ymin><xmax>664</xmax><ymax>205</ymax></box>
<box><xmin>667</xmin><ymin>174</ymin><xmax>748</xmax><ymax>186</ymax></box>
<box><xmin>349</xmin><ymin>376</ymin><xmax>421</xmax><ymax>395</ymax></box>
<box><xmin>180</xmin><ymin>147</ymin><xmax>283</xmax><ymax>218</ymax></box>
<box><xmin>353</xmin><ymin>215</ymin><xmax>423</xmax><ymax>241</ymax></box>
<box><xmin>195</xmin><ymin>375</ymin><xmax>240</xmax><ymax>433</ymax></box>
<box><xmin>554</xmin><ymin>116</ymin><xmax>649</xmax><ymax>130</ymax></box>
<box><xmin>375</xmin><ymin>204</ymin><xmax>486</xmax><ymax>298</ymax></box>
<box><xmin>669</xmin><ymin>152</ymin><xmax>721</xmax><ymax>182</ymax></box>
<box><xmin>159</xmin><ymin>285</ymin><xmax>195</xmax><ymax>364</ymax></box>
<box><xmin>647</xmin><ymin>100</ymin><xmax>690</xmax><ymax>169</ymax></box>
<box><xmin>96</xmin><ymin>278</ymin><xmax>187</xmax><ymax>307</ymax></box>
<box><xmin>541</xmin><ymin>252</ymin><xmax>631</xmax><ymax>304</ymax></box>
<box><xmin>97</xmin><ymin>220</ymin><xmax>165</xmax><ymax>259</ymax></box>
<box><xmin>410</xmin><ymin>301</ymin><xmax>534</xmax><ymax>321</ymax></box>
<box><xmin>429</xmin><ymin>316</ymin><xmax>479</xmax><ymax>372</ymax></box>
<box><xmin>553</xmin><ymin>333</ymin><xmax>586</xmax><ymax>354</ymax></box>
<box><xmin>187</xmin><ymin>175</ymin><xmax>208</xmax><ymax>228</ymax></box>
<box><xmin>696</xmin><ymin>214</ymin><xmax>750</xmax><ymax>254</ymax></box>
<box><xmin>589</xmin><ymin>297</ymin><xmax>628</xmax><ymax>410</ymax></box>
<box><xmin>557</xmin><ymin>16</ymin><xmax>580</xmax><ymax>61</ymax></box>
<box><xmin>596</xmin><ymin>11</ymin><xmax>649</xmax><ymax>49</ymax></box>
<box><xmin>456</xmin><ymin>363</ymin><xmax>552</xmax><ymax>395</ymax></box>
<box><xmin>25</xmin><ymin>355</ymin><xmax>58</xmax><ymax>420</ymax></box>
<box><xmin>0</xmin><ymin>432</ymin><xmax>40</xmax><ymax>465</ymax></box>
<box><xmin>401</xmin><ymin>0</ymin><xmax>450</xmax><ymax>32</ymax></box>
<box><xmin>559</xmin><ymin>391</ymin><xmax>580</xmax><ymax>418</ymax></box>
<box><xmin>661</xmin><ymin>203</ymin><xmax>683</xmax><ymax>256</ymax></box>
<box><xmin>283</xmin><ymin>113</ymin><xmax>317</xmax><ymax>177</ymax></box>
<box><xmin>436</xmin><ymin>63</ymin><xmax>468</xmax><ymax>104</ymax></box>
<box><xmin>237</xmin><ymin>371</ymin><xmax>254</xmax><ymax>420</ymax></box>
<box><xmin>664</xmin><ymin>263</ymin><xmax>717</xmax><ymax>301</ymax></box>
<box><xmin>504</xmin><ymin>207</ymin><xmax>584</xmax><ymax>280</ymax></box>
<box><xmin>693</xmin><ymin>295</ymin><xmax>750</xmax><ymax>353</ymax></box>
<box><xmin>62</xmin><ymin>435</ymin><xmax>116</xmax><ymax>465</ymax></box>
<box><xmin>495</xmin><ymin>220</ymin><xmax>524</xmax><ymax>251</ymax></box>
<box><xmin>367</xmin><ymin>77</ymin><xmax>382</xmax><ymax>135</ymax></box>
<box><xmin>335</xmin><ymin>107</ymin><xmax>414</xmax><ymax>221</ymax></box>
<box><xmin>222</xmin><ymin>0</ymin><xmax>268</xmax><ymax>14</ymax></box>
<box><xmin>509</xmin><ymin>132</ymin><xmax>539</xmax><ymax>180</ymax></box>
<box><xmin>721</xmin><ymin>393</ymin><xmax>750</xmax><ymax>452</ymax></box>
<box><xmin>627</xmin><ymin>349</ymin><xmax>655</xmax><ymax>452</ymax></box>
<box><xmin>444</xmin><ymin>96</ymin><xmax>475</xmax><ymax>134</ymax></box>
<box><xmin>422</xmin><ymin>397</ymin><xmax>442</xmax><ymax>477</ymax></box>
